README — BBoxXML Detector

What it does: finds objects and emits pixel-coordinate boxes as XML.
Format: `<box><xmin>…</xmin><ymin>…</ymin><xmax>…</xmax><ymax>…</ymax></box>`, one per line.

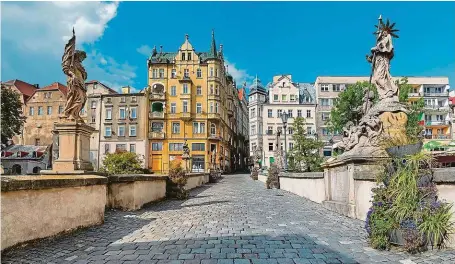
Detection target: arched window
<box><xmin>210</xmin><ymin>124</ymin><xmax>216</xmax><ymax>136</ymax></box>
<box><xmin>32</xmin><ymin>167</ymin><xmax>41</xmax><ymax>174</ymax></box>
<box><xmin>12</xmin><ymin>164</ymin><xmax>21</xmax><ymax>175</ymax></box>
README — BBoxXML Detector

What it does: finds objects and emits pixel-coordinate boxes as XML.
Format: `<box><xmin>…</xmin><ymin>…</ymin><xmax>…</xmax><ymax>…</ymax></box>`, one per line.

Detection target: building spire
<box><xmin>209</xmin><ymin>29</ymin><xmax>217</xmax><ymax>58</ymax></box>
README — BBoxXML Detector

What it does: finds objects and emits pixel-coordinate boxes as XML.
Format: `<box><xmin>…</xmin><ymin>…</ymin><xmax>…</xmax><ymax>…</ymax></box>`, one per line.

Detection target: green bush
<box><xmin>100</xmin><ymin>151</ymin><xmax>143</xmax><ymax>175</ymax></box>
<box><xmin>166</xmin><ymin>160</ymin><xmax>189</xmax><ymax>200</ymax></box>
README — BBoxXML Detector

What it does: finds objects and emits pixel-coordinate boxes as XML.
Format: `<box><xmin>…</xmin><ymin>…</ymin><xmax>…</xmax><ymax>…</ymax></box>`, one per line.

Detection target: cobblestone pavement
<box><xmin>2</xmin><ymin>174</ymin><xmax>455</xmax><ymax>264</ymax></box>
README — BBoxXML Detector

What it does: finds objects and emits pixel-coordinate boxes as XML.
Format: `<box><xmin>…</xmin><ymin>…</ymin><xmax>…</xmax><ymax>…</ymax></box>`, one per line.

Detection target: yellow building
<box><xmin>147</xmin><ymin>32</ymin><xmax>237</xmax><ymax>173</ymax></box>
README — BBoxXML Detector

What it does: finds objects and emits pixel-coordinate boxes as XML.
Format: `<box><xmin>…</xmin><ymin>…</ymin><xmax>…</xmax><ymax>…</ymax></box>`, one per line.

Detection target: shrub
<box><xmin>266</xmin><ymin>163</ymin><xmax>280</xmax><ymax>189</ymax></box>
<box><xmin>166</xmin><ymin>160</ymin><xmax>189</xmax><ymax>200</ymax></box>
<box><xmin>250</xmin><ymin>167</ymin><xmax>259</xmax><ymax>180</ymax></box>
<box><xmin>100</xmin><ymin>151</ymin><xmax>143</xmax><ymax>175</ymax></box>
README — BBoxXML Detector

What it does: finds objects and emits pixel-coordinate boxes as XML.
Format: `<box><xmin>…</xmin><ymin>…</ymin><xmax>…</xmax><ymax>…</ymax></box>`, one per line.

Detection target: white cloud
<box><xmin>137</xmin><ymin>45</ymin><xmax>153</xmax><ymax>57</ymax></box>
<box><xmin>1</xmin><ymin>1</ymin><xmax>136</xmax><ymax>92</ymax></box>
<box><xmin>224</xmin><ymin>58</ymin><xmax>253</xmax><ymax>87</ymax></box>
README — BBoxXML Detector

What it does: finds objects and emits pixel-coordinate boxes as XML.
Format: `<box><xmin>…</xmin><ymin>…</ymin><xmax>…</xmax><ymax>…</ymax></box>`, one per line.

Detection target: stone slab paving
<box><xmin>2</xmin><ymin>174</ymin><xmax>455</xmax><ymax>264</ymax></box>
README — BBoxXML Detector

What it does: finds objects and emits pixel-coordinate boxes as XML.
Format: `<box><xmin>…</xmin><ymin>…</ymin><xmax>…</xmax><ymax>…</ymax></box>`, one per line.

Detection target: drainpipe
<box><xmin>97</xmin><ymin>94</ymin><xmax>103</xmax><ymax>171</ymax></box>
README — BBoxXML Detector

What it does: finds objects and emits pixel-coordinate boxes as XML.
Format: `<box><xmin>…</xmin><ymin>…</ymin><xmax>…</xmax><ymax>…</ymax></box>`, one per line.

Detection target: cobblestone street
<box><xmin>2</xmin><ymin>174</ymin><xmax>455</xmax><ymax>264</ymax></box>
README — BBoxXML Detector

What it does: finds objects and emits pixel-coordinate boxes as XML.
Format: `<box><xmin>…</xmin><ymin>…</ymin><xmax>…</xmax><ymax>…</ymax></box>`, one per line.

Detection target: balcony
<box><xmin>207</xmin><ymin>113</ymin><xmax>221</xmax><ymax>120</ymax></box>
<box><xmin>227</xmin><ymin>109</ymin><xmax>234</xmax><ymax>117</ymax></box>
<box><xmin>208</xmin><ymin>134</ymin><xmax>222</xmax><ymax>141</ymax></box>
<box><xmin>425</xmin><ymin>120</ymin><xmax>450</xmax><ymax>126</ymax></box>
<box><xmin>208</xmin><ymin>76</ymin><xmax>221</xmax><ymax>82</ymax></box>
<box><xmin>424</xmin><ymin>134</ymin><xmax>451</xmax><ymax>140</ymax></box>
<box><xmin>423</xmin><ymin>91</ymin><xmax>449</xmax><ymax>97</ymax></box>
<box><xmin>208</xmin><ymin>94</ymin><xmax>221</xmax><ymax>101</ymax></box>
<box><xmin>424</xmin><ymin>105</ymin><xmax>451</xmax><ymax>113</ymax></box>
<box><xmin>149</xmin><ymin>131</ymin><xmax>165</xmax><ymax>139</ymax></box>
<box><xmin>180</xmin><ymin>93</ymin><xmax>191</xmax><ymax>100</ymax></box>
<box><xmin>150</xmin><ymin>91</ymin><xmax>165</xmax><ymax>101</ymax></box>
<box><xmin>180</xmin><ymin>112</ymin><xmax>192</xmax><ymax>121</ymax></box>
<box><xmin>178</xmin><ymin>76</ymin><xmax>192</xmax><ymax>83</ymax></box>
<box><xmin>318</xmin><ymin>105</ymin><xmax>332</xmax><ymax>111</ymax></box>
<box><xmin>149</xmin><ymin>111</ymin><xmax>164</xmax><ymax>119</ymax></box>
<box><xmin>227</xmin><ymin>94</ymin><xmax>233</xmax><ymax>101</ymax></box>
<box><xmin>408</xmin><ymin>92</ymin><xmax>421</xmax><ymax>98</ymax></box>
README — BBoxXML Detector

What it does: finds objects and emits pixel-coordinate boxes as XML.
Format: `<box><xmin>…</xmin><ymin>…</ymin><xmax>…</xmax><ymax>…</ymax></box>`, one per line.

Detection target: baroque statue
<box><xmin>61</xmin><ymin>28</ymin><xmax>87</xmax><ymax>123</ymax></box>
<box><xmin>273</xmin><ymin>128</ymin><xmax>285</xmax><ymax>170</ymax></box>
<box><xmin>333</xmin><ymin>15</ymin><xmax>408</xmax><ymax>159</ymax></box>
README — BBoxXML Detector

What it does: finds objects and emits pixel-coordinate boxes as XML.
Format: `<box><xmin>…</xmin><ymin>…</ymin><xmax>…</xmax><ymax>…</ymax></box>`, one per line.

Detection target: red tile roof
<box><xmin>39</xmin><ymin>82</ymin><xmax>68</xmax><ymax>96</ymax></box>
<box><xmin>3</xmin><ymin>79</ymin><xmax>38</xmax><ymax>99</ymax></box>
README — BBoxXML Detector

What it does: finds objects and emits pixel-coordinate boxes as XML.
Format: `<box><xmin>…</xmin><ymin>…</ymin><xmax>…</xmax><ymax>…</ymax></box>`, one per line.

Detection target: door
<box><xmin>152</xmin><ymin>155</ymin><xmax>162</xmax><ymax>173</ymax></box>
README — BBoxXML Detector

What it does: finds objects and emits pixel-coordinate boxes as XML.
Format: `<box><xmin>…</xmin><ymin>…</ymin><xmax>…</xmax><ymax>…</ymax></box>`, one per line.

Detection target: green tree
<box><xmin>396</xmin><ymin>78</ymin><xmax>425</xmax><ymax>142</ymax></box>
<box><xmin>100</xmin><ymin>151</ymin><xmax>143</xmax><ymax>175</ymax></box>
<box><xmin>1</xmin><ymin>87</ymin><xmax>26</xmax><ymax>144</ymax></box>
<box><xmin>327</xmin><ymin>81</ymin><xmax>376</xmax><ymax>134</ymax></box>
<box><xmin>288</xmin><ymin>117</ymin><xmax>324</xmax><ymax>172</ymax></box>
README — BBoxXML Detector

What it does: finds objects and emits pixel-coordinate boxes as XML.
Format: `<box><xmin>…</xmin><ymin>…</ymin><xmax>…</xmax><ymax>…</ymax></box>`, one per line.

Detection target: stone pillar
<box><xmin>43</xmin><ymin>122</ymin><xmax>95</xmax><ymax>174</ymax></box>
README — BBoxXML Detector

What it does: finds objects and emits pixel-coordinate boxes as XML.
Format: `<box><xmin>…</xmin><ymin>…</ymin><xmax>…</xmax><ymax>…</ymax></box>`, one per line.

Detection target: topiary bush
<box><xmin>166</xmin><ymin>160</ymin><xmax>189</xmax><ymax>200</ymax></box>
<box><xmin>266</xmin><ymin>163</ymin><xmax>280</xmax><ymax>189</ymax></box>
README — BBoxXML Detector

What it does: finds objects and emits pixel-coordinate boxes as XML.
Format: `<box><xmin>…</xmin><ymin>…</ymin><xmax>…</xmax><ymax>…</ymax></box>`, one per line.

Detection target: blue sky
<box><xmin>2</xmin><ymin>1</ymin><xmax>454</xmax><ymax>92</ymax></box>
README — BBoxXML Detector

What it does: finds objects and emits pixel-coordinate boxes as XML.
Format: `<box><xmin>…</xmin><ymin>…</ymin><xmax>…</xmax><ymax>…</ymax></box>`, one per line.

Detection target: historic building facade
<box><xmin>261</xmin><ymin>75</ymin><xmax>317</xmax><ymax>167</ymax></box>
<box><xmin>146</xmin><ymin>32</ymin><xmax>238</xmax><ymax>173</ymax></box>
<box><xmin>247</xmin><ymin>77</ymin><xmax>267</xmax><ymax>165</ymax></box>
<box><xmin>314</xmin><ymin>76</ymin><xmax>452</xmax><ymax>156</ymax></box>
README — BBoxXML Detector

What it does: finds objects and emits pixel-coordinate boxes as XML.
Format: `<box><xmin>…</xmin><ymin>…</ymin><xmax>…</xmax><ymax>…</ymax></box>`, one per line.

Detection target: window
<box><xmin>320</xmin><ymin>98</ymin><xmax>331</xmax><ymax>106</ymax></box>
<box><xmin>29</xmin><ymin>107</ymin><xmax>34</xmax><ymax>116</ymax></box>
<box><xmin>159</xmin><ymin>69</ymin><xmax>165</xmax><ymax>78</ymax></box>
<box><xmin>215</xmin><ymin>103</ymin><xmax>219</xmax><ymax>113</ymax></box>
<box><xmin>321</xmin><ymin>84</ymin><xmax>329</xmax><ymax>92</ymax></box>
<box><xmin>269</xmin><ymin>143</ymin><xmax>274</xmax><ymax>151</ymax></box>
<box><xmin>106</xmin><ymin>108</ymin><xmax>112</xmax><ymax>119</ymax></box>
<box><xmin>297</xmin><ymin>110</ymin><xmax>302</xmax><ymax>117</ymax></box>
<box><xmin>130</xmin><ymin>107</ymin><xmax>137</xmax><ymax>119</ymax></box>
<box><xmin>215</xmin><ymin>85</ymin><xmax>219</xmax><ymax>95</ymax></box>
<box><xmin>91</xmin><ymin>101</ymin><xmax>97</xmax><ymax>108</ymax></box>
<box><xmin>273</xmin><ymin>94</ymin><xmax>279</xmax><ymax>101</ymax></box>
<box><xmin>106</xmin><ymin>98</ymin><xmax>112</xmax><ymax>104</ymax></box>
<box><xmin>322</xmin><ymin>112</ymin><xmax>330</xmax><ymax>121</ymax></box>
<box><xmin>171</xmin><ymin>86</ymin><xmax>176</xmax><ymax>96</ymax></box>
<box><xmin>306</xmin><ymin>110</ymin><xmax>311</xmax><ymax>118</ymax></box>
<box><xmin>267</xmin><ymin>126</ymin><xmax>273</xmax><ymax>135</ymax></box>
<box><xmin>130</xmin><ymin>144</ymin><xmax>136</xmax><ymax>153</ymax></box>
<box><xmin>290</xmin><ymin>95</ymin><xmax>295</xmax><ymax>101</ymax></box>
<box><xmin>169</xmin><ymin>143</ymin><xmax>184</xmax><ymax>151</ymax></box>
<box><xmin>210</xmin><ymin>123</ymin><xmax>216</xmax><ymax>135</ymax></box>
<box><xmin>152</xmin><ymin>142</ymin><xmax>163</xmax><ymax>151</ymax></box>
<box><xmin>289</xmin><ymin>142</ymin><xmax>294</xmax><ymax>151</ymax></box>
<box><xmin>118</xmin><ymin>125</ymin><xmax>125</xmax><ymax>137</ymax></box>
<box><xmin>104</xmin><ymin>144</ymin><xmax>110</xmax><ymax>154</ymax></box>
<box><xmin>277</xmin><ymin>109</ymin><xmax>282</xmax><ymax>117</ymax></box>
<box><xmin>188</xmin><ymin>52</ymin><xmax>192</xmax><ymax>60</ymax></box>
<box><xmin>196</xmin><ymin>103</ymin><xmax>202</xmax><ymax>113</ymax></box>
<box><xmin>210</xmin><ymin>67</ymin><xmax>214</xmax><ymax>77</ymax></box>
<box><xmin>210</xmin><ymin>84</ymin><xmax>214</xmax><ymax>94</ymax></box>
<box><xmin>197</xmin><ymin>69</ymin><xmax>202</xmax><ymax>78</ymax></box>
<box><xmin>38</xmin><ymin>106</ymin><xmax>43</xmax><ymax>115</ymax></box>
<box><xmin>171</xmin><ymin>69</ymin><xmax>176</xmax><ymax>78</ymax></box>
<box><xmin>251</xmin><ymin>125</ymin><xmax>256</xmax><ymax>135</ymax></box>
<box><xmin>181</xmin><ymin>53</ymin><xmax>186</xmax><ymax>61</ymax></box>
<box><xmin>250</xmin><ymin>108</ymin><xmax>256</xmax><ymax>118</ymax></box>
<box><xmin>93</xmin><ymin>83</ymin><xmax>98</xmax><ymax>89</ymax></box>
<box><xmin>91</xmin><ymin>113</ymin><xmax>96</xmax><ymax>123</ymax></box>
<box><xmin>288</xmin><ymin>110</ymin><xmax>293</xmax><ymax>118</ymax></box>
<box><xmin>322</xmin><ymin>128</ymin><xmax>330</xmax><ymax>136</ymax></box>
<box><xmin>215</xmin><ymin>68</ymin><xmax>218</xmax><ymax>77</ymax></box>
<box><xmin>116</xmin><ymin>144</ymin><xmax>127</xmax><ymax>152</ymax></box>
<box><xmin>268</xmin><ymin>109</ymin><xmax>273</xmax><ymax>118</ymax></box>
<box><xmin>184</xmin><ymin>69</ymin><xmax>189</xmax><ymax>78</ymax></box>
<box><xmin>58</xmin><ymin>105</ymin><xmax>63</xmax><ymax>114</ymax></box>
<box><xmin>307</xmin><ymin>126</ymin><xmax>313</xmax><ymax>134</ymax></box>
<box><xmin>120</xmin><ymin>97</ymin><xmax>126</xmax><ymax>103</ymax></box>
<box><xmin>172</xmin><ymin>122</ymin><xmax>180</xmax><ymax>133</ymax></box>
<box><xmin>183</xmin><ymin>101</ymin><xmax>188</xmax><ymax>113</ymax></box>
<box><xmin>192</xmin><ymin>143</ymin><xmax>205</xmax><ymax>151</ymax></box>
<box><xmin>333</xmin><ymin>84</ymin><xmax>341</xmax><ymax>92</ymax></box>
<box><xmin>152</xmin><ymin>69</ymin><xmax>157</xmax><ymax>78</ymax></box>
<box><xmin>35</xmin><ymin>138</ymin><xmax>40</xmax><ymax>146</ymax></box>
<box><xmin>288</xmin><ymin>127</ymin><xmax>293</xmax><ymax>134</ymax></box>
<box><xmin>105</xmin><ymin>126</ymin><xmax>112</xmax><ymax>137</ymax></box>
<box><xmin>129</xmin><ymin>125</ymin><xmax>137</xmax><ymax>137</ymax></box>
<box><xmin>152</xmin><ymin>122</ymin><xmax>164</xmax><ymax>132</ymax></box>
<box><xmin>282</xmin><ymin>95</ymin><xmax>287</xmax><ymax>101</ymax></box>
<box><xmin>193</xmin><ymin>122</ymin><xmax>206</xmax><ymax>134</ymax></box>
<box><xmin>183</xmin><ymin>83</ymin><xmax>188</xmax><ymax>94</ymax></box>
<box><xmin>196</xmin><ymin>86</ymin><xmax>202</xmax><ymax>95</ymax></box>
<box><xmin>119</xmin><ymin>107</ymin><xmax>126</xmax><ymax>119</ymax></box>
<box><xmin>210</xmin><ymin>102</ymin><xmax>214</xmax><ymax>113</ymax></box>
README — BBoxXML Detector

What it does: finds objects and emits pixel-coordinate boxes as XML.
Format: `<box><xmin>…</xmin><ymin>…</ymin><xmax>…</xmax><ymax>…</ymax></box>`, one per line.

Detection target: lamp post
<box><xmin>281</xmin><ymin>111</ymin><xmax>289</xmax><ymax>171</ymax></box>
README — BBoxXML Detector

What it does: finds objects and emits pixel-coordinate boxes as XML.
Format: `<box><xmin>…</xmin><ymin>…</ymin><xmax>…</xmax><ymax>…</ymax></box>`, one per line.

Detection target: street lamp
<box><xmin>281</xmin><ymin>111</ymin><xmax>289</xmax><ymax>171</ymax></box>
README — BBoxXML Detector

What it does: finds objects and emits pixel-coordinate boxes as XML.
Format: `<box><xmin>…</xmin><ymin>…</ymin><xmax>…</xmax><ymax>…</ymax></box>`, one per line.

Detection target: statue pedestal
<box><xmin>42</xmin><ymin>121</ymin><xmax>95</xmax><ymax>174</ymax></box>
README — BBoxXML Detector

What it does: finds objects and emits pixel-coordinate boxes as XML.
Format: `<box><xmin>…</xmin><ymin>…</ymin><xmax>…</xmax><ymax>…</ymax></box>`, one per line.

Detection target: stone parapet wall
<box><xmin>1</xmin><ymin>175</ymin><xmax>107</xmax><ymax>250</ymax></box>
<box><xmin>279</xmin><ymin>172</ymin><xmax>325</xmax><ymax>203</ymax></box>
<box><xmin>184</xmin><ymin>173</ymin><xmax>209</xmax><ymax>190</ymax></box>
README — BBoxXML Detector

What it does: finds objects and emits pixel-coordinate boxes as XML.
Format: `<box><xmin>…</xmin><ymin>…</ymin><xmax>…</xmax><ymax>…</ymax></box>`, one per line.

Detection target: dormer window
<box><xmin>188</xmin><ymin>52</ymin><xmax>192</xmax><ymax>61</ymax></box>
<box><xmin>181</xmin><ymin>52</ymin><xmax>186</xmax><ymax>61</ymax></box>
<box><xmin>282</xmin><ymin>82</ymin><xmax>285</xmax><ymax>87</ymax></box>
<box><xmin>171</xmin><ymin>69</ymin><xmax>176</xmax><ymax>78</ymax></box>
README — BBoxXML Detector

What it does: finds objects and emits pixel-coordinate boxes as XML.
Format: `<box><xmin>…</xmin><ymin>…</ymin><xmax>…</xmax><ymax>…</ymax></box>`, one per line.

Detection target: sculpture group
<box><xmin>333</xmin><ymin>16</ymin><xmax>409</xmax><ymax>158</ymax></box>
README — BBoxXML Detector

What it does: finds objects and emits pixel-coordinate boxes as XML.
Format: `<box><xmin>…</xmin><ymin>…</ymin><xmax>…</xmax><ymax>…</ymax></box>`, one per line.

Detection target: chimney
<box><xmin>34</xmin><ymin>84</ymin><xmax>39</xmax><ymax>89</ymax></box>
<box><xmin>121</xmin><ymin>86</ymin><xmax>131</xmax><ymax>94</ymax></box>
<box><xmin>160</xmin><ymin>45</ymin><xmax>163</xmax><ymax>54</ymax></box>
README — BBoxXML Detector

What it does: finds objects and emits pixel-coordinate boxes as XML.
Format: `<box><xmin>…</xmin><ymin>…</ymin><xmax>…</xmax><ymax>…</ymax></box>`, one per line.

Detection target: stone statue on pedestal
<box><xmin>273</xmin><ymin>129</ymin><xmax>285</xmax><ymax>170</ymax></box>
<box><xmin>333</xmin><ymin>16</ymin><xmax>408</xmax><ymax>159</ymax></box>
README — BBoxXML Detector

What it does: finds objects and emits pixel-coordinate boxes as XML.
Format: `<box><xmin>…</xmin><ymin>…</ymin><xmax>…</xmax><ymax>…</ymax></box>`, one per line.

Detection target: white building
<box><xmin>248</xmin><ymin>77</ymin><xmax>267</xmax><ymax>163</ymax></box>
<box><xmin>261</xmin><ymin>75</ymin><xmax>317</xmax><ymax>167</ymax></box>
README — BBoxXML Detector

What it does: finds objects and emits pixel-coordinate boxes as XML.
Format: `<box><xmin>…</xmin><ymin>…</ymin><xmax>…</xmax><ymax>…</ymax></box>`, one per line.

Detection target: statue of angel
<box><xmin>61</xmin><ymin>28</ymin><xmax>87</xmax><ymax>122</ymax></box>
